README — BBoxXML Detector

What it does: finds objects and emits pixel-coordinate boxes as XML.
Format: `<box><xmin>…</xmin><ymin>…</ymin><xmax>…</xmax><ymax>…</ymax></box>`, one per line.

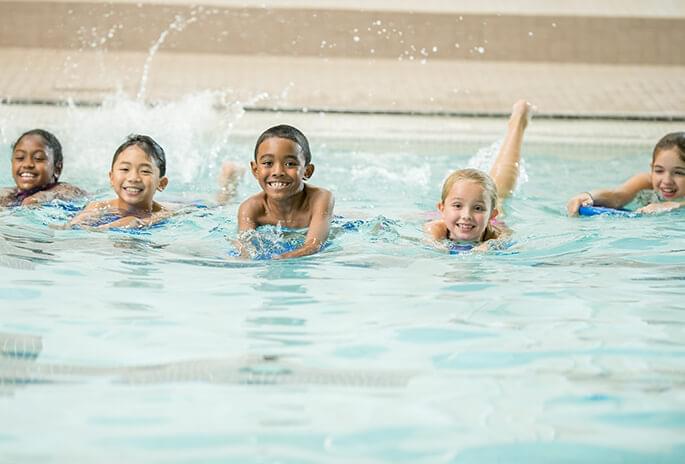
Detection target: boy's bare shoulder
<box><xmin>305</xmin><ymin>185</ymin><xmax>334</xmax><ymax>205</ymax></box>
<box><xmin>239</xmin><ymin>191</ymin><xmax>268</xmax><ymax>211</ymax></box>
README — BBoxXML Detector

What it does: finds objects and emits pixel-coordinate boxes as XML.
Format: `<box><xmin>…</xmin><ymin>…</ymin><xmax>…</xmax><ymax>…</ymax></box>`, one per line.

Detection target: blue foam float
<box><xmin>578</xmin><ymin>206</ymin><xmax>638</xmax><ymax>218</ymax></box>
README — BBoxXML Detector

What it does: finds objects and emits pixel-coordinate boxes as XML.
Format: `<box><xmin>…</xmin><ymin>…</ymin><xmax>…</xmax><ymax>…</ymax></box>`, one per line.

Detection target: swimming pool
<box><xmin>1</xmin><ymin>96</ymin><xmax>684</xmax><ymax>462</ymax></box>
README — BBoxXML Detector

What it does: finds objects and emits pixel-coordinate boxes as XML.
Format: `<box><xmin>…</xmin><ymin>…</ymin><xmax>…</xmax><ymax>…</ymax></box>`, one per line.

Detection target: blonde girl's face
<box><xmin>438</xmin><ymin>179</ymin><xmax>497</xmax><ymax>242</ymax></box>
<box><xmin>651</xmin><ymin>148</ymin><xmax>685</xmax><ymax>200</ymax></box>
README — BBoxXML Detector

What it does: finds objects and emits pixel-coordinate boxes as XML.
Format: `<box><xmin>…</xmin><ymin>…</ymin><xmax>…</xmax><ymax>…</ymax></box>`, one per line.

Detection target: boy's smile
<box><xmin>439</xmin><ymin>180</ymin><xmax>497</xmax><ymax>242</ymax></box>
<box><xmin>12</xmin><ymin>134</ymin><xmax>59</xmax><ymax>192</ymax></box>
<box><xmin>651</xmin><ymin>148</ymin><xmax>685</xmax><ymax>200</ymax></box>
<box><xmin>251</xmin><ymin>137</ymin><xmax>313</xmax><ymax>200</ymax></box>
<box><xmin>109</xmin><ymin>146</ymin><xmax>167</xmax><ymax>213</ymax></box>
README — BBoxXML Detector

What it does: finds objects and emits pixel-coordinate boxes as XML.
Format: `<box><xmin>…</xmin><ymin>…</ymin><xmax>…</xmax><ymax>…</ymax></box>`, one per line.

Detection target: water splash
<box><xmin>137</xmin><ymin>13</ymin><xmax>199</xmax><ymax>101</ymax></box>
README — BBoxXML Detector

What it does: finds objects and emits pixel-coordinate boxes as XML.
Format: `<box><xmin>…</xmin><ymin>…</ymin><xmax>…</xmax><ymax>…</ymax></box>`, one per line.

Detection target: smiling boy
<box><xmin>237</xmin><ymin>125</ymin><xmax>334</xmax><ymax>259</ymax></box>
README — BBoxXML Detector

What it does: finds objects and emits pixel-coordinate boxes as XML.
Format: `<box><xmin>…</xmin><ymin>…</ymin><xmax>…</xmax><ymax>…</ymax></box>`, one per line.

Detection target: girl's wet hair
<box><xmin>441</xmin><ymin>168</ymin><xmax>499</xmax><ymax>211</ymax></box>
<box><xmin>12</xmin><ymin>129</ymin><xmax>63</xmax><ymax>179</ymax></box>
<box><xmin>441</xmin><ymin>168</ymin><xmax>500</xmax><ymax>241</ymax></box>
<box><xmin>653</xmin><ymin>132</ymin><xmax>685</xmax><ymax>163</ymax></box>
<box><xmin>112</xmin><ymin>134</ymin><xmax>166</xmax><ymax>176</ymax></box>
<box><xmin>254</xmin><ymin>125</ymin><xmax>311</xmax><ymax>164</ymax></box>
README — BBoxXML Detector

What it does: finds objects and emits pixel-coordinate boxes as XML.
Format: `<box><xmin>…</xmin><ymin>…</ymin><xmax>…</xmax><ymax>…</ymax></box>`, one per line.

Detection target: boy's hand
<box><xmin>636</xmin><ymin>202</ymin><xmax>681</xmax><ymax>214</ymax></box>
<box><xmin>566</xmin><ymin>192</ymin><xmax>593</xmax><ymax>216</ymax></box>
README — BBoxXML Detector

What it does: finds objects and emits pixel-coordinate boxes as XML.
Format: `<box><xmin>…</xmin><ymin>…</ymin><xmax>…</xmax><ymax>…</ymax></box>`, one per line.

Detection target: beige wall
<box><xmin>1</xmin><ymin>1</ymin><xmax>683</xmax><ymax>65</ymax></box>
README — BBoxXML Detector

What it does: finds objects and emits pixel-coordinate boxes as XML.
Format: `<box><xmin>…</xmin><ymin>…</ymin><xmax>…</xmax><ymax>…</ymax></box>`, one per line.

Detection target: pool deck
<box><xmin>1</xmin><ymin>0</ymin><xmax>684</xmax><ymax>119</ymax></box>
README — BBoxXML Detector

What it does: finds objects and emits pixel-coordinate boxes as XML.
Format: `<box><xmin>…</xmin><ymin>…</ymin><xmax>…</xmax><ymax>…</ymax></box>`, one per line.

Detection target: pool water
<box><xmin>1</xmin><ymin>97</ymin><xmax>684</xmax><ymax>463</ymax></box>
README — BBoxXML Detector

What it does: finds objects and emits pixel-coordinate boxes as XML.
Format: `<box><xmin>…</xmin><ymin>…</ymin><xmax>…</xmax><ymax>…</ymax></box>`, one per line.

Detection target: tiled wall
<box><xmin>1</xmin><ymin>1</ymin><xmax>683</xmax><ymax>65</ymax></box>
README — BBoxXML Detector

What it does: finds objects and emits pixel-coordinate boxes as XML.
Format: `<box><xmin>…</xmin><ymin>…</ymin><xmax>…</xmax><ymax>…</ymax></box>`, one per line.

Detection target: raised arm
<box><xmin>566</xmin><ymin>172</ymin><xmax>651</xmax><ymax>216</ymax></box>
<box><xmin>276</xmin><ymin>190</ymin><xmax>334</xmax><ymax>260</ymax></box>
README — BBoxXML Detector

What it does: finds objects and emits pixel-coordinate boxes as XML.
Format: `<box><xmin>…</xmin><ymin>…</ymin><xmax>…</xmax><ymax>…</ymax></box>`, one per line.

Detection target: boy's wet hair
<box><xmin>254</xmin><ymin>125</ymin><xmax>311</xmax><ymax>164</ymax></box>
<box><xmin>441</xmin><ymin>168</ymin><xmax>499</xmax><ymax>211</ymax></box>
<box><xmin>653</xmin><ymin>132</ymin><xmax>685</xmax><ymax>163</ymax></box>
<box><xmin>12</xmin><ymin>129</ymin><xmax>63</xmax><ymax>179</ymax></box>
<box><xmin>112</xmin><ymin>134</ymin><xmax>166</xmax><ymax>177</ymax></box>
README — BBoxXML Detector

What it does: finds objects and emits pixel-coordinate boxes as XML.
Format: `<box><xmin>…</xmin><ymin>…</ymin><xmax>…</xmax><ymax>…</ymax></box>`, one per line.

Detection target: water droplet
<box><xmin>353</xmin><ymin>36</ymin><xmax>360</xmax><ymax>42</ymax></box>
<box><xmin>432</xmin><ymin>46</ymin><xmax>438</xmax><ymax>52</ymax></box>
<box><xmin>528</xmin><ymin>31</ymin><xmax>534</xmax><ymax>37</ymax></box>
<box><xmin>476</xmin><ymin>46</ymin><xmax>485</xmax><ymax>54</ymax></box>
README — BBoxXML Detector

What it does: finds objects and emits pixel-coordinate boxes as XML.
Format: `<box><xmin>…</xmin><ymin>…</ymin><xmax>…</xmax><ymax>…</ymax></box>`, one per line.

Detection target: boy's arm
<box><xmin>275</xmin><ymin>190</ymin><xmax>334</xmax><ymax>260</ymax></box>
<box><xmin>235</xmin><ymin>197</ymin><xmax>261</xmax><ymax>258</ymax></box>
<box><xmin>21</xmin><ymin>183</ymin><xmax>87</xmax><ymax>206</ymax></box>
<box><xmin>566</xmin><ymin>172</ymin><xmax>651</xmax><ymax>216</ymax></box>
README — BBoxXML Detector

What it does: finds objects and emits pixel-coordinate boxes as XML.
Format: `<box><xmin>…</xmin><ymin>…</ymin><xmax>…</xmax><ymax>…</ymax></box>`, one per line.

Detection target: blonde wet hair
<box><xmin>441</xmin><ymin>168</ymin><xmax>499</xmax><ymax>210</ymax></box>
<box><xmin>440</xmin><ymin>168</ymin><xmax>500</xmax><ymax>241</ymax></box>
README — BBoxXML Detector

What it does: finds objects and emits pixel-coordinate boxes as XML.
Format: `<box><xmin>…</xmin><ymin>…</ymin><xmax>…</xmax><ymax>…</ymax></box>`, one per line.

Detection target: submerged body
<box><xmin>1</xmin><ymin>130</ymin><xmax>85</xmax><ymax>207</ymax></box>
<box><xmin>567</xmin><ymin>133</ymin><xmax>685</xmax><ymax>215</ymax></box>
<box><xmin>237</xmin><ymin>126</ymin><xmax>334</xmax><ymax>259</ymax></box>
<box><xmin>425</xmin><ymin>99</ymin><xmax>531</xmax><ymax>251</ymax></box>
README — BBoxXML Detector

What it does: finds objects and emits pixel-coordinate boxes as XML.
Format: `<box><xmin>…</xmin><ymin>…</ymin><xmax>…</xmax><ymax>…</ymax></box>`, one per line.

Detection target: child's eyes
<box><xmin>261</xmin><ymin>161</ymin><xmax>272</xmax><ymax>166</ymax></box>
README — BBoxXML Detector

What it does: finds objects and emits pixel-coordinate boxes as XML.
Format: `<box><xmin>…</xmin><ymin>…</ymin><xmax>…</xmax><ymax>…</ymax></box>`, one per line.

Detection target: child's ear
<box><xmin>157</xmin><ymin>177</ymin><xmax>169</xmax><ymax>192</ymax></box>
<box><xmin>303</xmin><ymin>164</ymin><xmax>315</xmax><ymax>180</ymax></box>
<box><xmin>250</xmin><ymin>160</ymin><xmax>259</xmax><ymax>178</ymax></box>
<box><xmin>437</xmin><ymin>201</ymin><xmax>444</xmax><ymax>213</ymax></box>
<box><xmin>54</xmin><ymin>161</ymin><xmax>63</xmax><ymax>181</ymax></box>
<box><xmin>490</xmin><ymin>207</ymin><xmax>499</xmax><ymax>220</ymax></box>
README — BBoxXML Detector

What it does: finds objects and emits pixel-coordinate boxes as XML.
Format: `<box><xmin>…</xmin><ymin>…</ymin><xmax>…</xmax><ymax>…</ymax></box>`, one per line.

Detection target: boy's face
<box><xmin>109</xmin><ymin>146</ymin><xmax>167</xmax><ymax>211</ymax></box>
<box><xmin>438</xmin><ymin>180</ymin><xmax>497</xmax><ymax>242</ymax></box>
<box><xmin>12</xmin><ymin>134</ymin><xmax>60</xmax><ymax>192</ymax></box>
<box><xmin>251</xmin><ymin>137</ymin><xmax>313</xmax><ymax>200</ymax></box>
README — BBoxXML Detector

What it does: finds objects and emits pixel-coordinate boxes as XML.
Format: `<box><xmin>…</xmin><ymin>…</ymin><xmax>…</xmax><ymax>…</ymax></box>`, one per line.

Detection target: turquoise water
<box><xmin>1</xmin><ymin>99</ymin><xmax>684</xmax><ymax>463</ymax></box>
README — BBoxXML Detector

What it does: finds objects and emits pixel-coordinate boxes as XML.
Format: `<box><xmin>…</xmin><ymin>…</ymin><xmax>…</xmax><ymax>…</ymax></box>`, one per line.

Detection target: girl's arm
<box><xmin>68</xmin><ymin>201</ymin><xmax>107</xmax><ymax>227</ymax></box>
<box><xmin>21</xmin><ymin>183</ymin><xmax>88</xmax><ymax>206</ymax></box>
<box><xmin>636</xmin><ymin>200</ymin><xmax>685</xmax><ymax>214</ymax></box>
<box><xmin>0</xmin><ymin>188</ymin><xmax>17</xmax><ymax>207</ymax></box>
<box><xmin>423</xmin><ymin>219</ymin><xmax>447</xmax><ymax>241</ymax></box>
<box><xmin>566</xmin><ymin>172</ymin><xmax>651</xmax><ymax>216</ymax></box>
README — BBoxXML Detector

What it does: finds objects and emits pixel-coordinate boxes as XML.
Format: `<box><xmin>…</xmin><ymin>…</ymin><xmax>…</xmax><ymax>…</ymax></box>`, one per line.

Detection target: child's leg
<box><xmin>489</xmin><ymin>100</ymin><xmax>532</xmax><ymax>200</ymax></box>
<box><xmin>217</xmin><ymin>161</ymin><xmax>245</xmax><ymax>205</ymax></box>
